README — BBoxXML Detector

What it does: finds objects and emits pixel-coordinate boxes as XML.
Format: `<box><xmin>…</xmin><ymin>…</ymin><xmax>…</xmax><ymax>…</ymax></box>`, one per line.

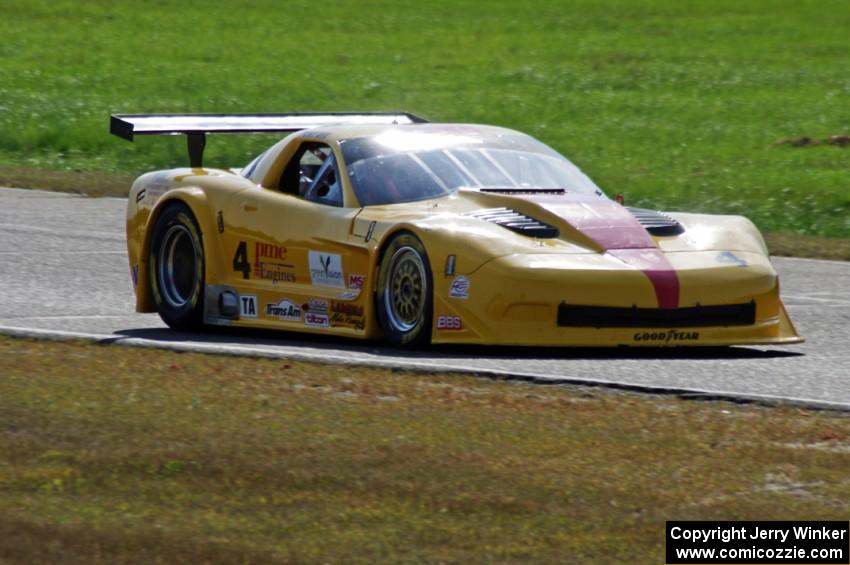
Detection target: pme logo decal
<box><xmin>309</xmin><ymin>251</ymin><xmax>345</xmax><ymax>288</ymax></box>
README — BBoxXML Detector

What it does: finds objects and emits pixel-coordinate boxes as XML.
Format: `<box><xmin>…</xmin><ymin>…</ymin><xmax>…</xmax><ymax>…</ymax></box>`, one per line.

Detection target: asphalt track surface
<box><xmin>1</xmin><ymin>187</ymin><xmax>848</xmax><ymax>409</ymax></box>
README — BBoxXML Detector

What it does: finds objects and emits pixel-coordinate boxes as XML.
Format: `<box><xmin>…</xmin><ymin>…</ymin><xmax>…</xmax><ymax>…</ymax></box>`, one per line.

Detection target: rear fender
<box><xmin>134</xmin><ymin>187</ymin><xmax>224</xmax><ymax>312</ymax></box>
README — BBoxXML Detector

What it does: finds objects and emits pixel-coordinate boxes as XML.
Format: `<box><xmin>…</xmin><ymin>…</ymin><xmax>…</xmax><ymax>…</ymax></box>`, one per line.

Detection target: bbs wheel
<box><xmin>148</xmin><ymin>202</ymin><xmax>205</xmax><ymax>330</ymax></box>
<box><xmin>376</xmin><ymin>231</ymin><xmax>433</xmax><ymax>347</ymax></box>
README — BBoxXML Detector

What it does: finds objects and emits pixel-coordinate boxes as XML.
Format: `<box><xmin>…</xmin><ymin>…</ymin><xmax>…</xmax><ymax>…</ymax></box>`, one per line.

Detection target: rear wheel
<box><xmin>148</xmin><ymin>203</ymin><xmax>205</xmax><ymax>330</ymax></box>
<box><xmin>376</xmin><ymin>232</ymin><xmax>433</xmax><ymax>347</ymax></box>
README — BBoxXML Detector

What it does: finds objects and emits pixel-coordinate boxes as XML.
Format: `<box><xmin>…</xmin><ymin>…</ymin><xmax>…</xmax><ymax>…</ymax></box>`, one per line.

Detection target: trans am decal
<box><xmin>266</xmin><ymin>299</ymin><xmax>302</xmax><ymax>321</ymax></box>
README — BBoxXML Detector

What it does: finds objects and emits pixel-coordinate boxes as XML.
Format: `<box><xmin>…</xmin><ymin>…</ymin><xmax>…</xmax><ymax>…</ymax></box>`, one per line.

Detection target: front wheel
<box><xmin>148</xmin><ymin>202</ymin><xmax>205</xmax><ymax>330</ymax></box>
<box><xmin>376</xmin><ymin>232</ymin><xmax>433</xmax><ymax>347</ymax></box>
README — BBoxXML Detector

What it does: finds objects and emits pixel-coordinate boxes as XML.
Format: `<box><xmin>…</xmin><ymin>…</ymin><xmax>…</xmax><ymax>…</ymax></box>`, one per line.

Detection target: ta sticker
<box><xmin>240</xmin><ymin>295</ymin><xmax>258</xmax><ymax>318</ymax></box>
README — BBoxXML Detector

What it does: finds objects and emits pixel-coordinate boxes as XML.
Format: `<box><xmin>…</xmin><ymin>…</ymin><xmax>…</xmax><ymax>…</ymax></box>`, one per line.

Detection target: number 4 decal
<box><xmin>233</xmin><ymin>241</ymin><xmax>250</xmax><ymax>279</ymax></box>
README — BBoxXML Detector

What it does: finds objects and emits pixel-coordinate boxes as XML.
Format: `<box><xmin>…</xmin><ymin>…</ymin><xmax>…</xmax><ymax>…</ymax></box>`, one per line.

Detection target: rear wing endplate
<box><xmin>110</xmin><ymin>112</ymin><xmax>428</xmax><ymax>167</ymax></box>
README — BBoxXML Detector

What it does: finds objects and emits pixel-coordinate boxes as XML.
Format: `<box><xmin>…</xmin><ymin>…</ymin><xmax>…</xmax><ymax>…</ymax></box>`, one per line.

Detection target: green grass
<box><xmin>1</xmin><ymin>0</ymin><xmax>849</xmax><ymax>237</ymax></box>
<box><xmin>1</xmin><ymin>336</ymin><xmax>850</xmax><ymax>563</ymax></box>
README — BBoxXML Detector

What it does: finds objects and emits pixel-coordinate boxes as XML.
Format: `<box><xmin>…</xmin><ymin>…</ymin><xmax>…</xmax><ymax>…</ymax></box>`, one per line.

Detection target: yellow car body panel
<box><xmin>122</xmin><ymin>121</ymin><xmax>803</xmax><ymax>347</ymax></box>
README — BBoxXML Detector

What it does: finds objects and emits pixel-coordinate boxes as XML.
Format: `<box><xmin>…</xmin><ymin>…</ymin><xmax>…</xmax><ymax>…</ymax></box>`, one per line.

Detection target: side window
<box><xmin>303</xmin><ymin>152</ymin><xmax>343</xmax><ymax>207</ymax></box>
<box><xmin>278</xmin><ymin>142</ymin><xmax>333</xmax><ymax>195</ymax></box>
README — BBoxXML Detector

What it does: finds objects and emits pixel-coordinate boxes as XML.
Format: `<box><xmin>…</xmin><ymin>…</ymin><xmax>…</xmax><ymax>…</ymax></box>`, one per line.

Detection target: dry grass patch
<box><xmin>0</xmin><ymin>167</ymin><xmax>132</xmax><ymax>198</ymax></box>
<box><xmin>765</xmin><ymin>232</ymin><xmax>850</xmax><ymax>262</ymax></box>
<box><xmin>1</xmin><ymin>336</ymin><xmax>849</xmax><ymax>563</ymax></box>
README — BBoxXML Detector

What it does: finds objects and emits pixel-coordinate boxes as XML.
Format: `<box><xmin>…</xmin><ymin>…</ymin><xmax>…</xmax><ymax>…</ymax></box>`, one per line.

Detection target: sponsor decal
<box><xmin>255</xmin><ymin>242</ymin><xmax>287</xmax><ymax>262</ymax></box>
<box><xmin>130</xmin><ymin>264</ymin><xmax>139</xmax><ymax>288</ymax></box>
<box><xmin>633</xmin><ymin>330</ymin><xmax>699</xmax><ymax>343</ymax></box>
<box><xmin>309</xmin><ymin>251</ymin><xmax>345</xmax><ymax>288</ymax></box>
<box><xmin>331</xmin><ymin>312</ymin><xmax>366</xmax><ymax>330</ymax></box>
<box><xmin>348</xmin><ymin>273</ymin><xmax>366</xmax><ymax>290</ymax></box>
<box><xmin>254</xmin><ymin>242</ymin><xmax>295</xmax><ymax>283</ymax></box>
<box><xmin>449</xmin><ymin>275</ymin><xmax>470</xmax><ymax>299</ymax></box>
<box><xmin>135</xmin><ymin>189</ymin><xmax>146</xmax><ymax>203</ymax></box>
<box><xmin>240</xmin><ymin>295</ymin><xmax>258</xmax><ymax>318</ymax></box>
<box><xmin>255</xmin><ymin>262</ymin><xmax>296</xmax><ymax>283</ymax></box>
<box><xmin>436</xmin><ymin>315</ymin><xmax>462</xmax><ymax>330</ymax></box>
<box><xmin>265</xmin><ymin>299</ymin><xmax>302</xmax><ymax>321</ymax></box>
<box><xmin>233</xmin><ymin>240</ymin><xmax>295</xmax><ymax>283</ymax></box>
<box><xmin>306</xmin><ymin>298</ymin><xmax>329</xmax><ymax>312</ymax></box>
<box><xmin>330</xmin><ymin>300</ymin><xmax>366</xmax><ymax>330</ymax></box>
<box><xmin>143</xmin><ymin>173</ymin><xmax>171</xmax><ymax>201</ymax></box>
<box><xmin>717</xmin><ymin>251</ymin><xmax>748</xmax><ymax>267</ymax></box>
<box><xmin>337</xmin><ymin>290</ymin><xmax>360</xmax><ymax>301</ymax></box>
<box><xmin>331</xmin><ymin>301</ymin><xmax>364</xmax><ymax>317</ymax></box>
<box><xmin>304</xmin><ymin>312</ymin><xmax>330</xmax><ymax>328</ymax></box>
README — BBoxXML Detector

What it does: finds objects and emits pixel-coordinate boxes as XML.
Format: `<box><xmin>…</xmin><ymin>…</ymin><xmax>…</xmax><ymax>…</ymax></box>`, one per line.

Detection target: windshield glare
<box><xmin>341</xmin><ymin>130</ymin><xmax>604</xmax><ymax>206</ymax></box>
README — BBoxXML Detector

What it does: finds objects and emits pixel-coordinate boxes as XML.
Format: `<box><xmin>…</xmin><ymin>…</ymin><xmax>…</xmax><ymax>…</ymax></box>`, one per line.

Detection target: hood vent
<box><xmin>465</xmin><ymin>207</ymin><xmax>559</xmax><ymax>238</ymax></box>
<box><xmin>627</xmin><ymin>207</ymin><xmax>684</xmax><ymax>236</ymax></box>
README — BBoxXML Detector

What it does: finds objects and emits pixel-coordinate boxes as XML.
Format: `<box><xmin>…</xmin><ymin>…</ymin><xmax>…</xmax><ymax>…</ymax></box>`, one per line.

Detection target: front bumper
<box><xmin>430</xmin><ymin>251</ymin><xmax>803</xmax><ymax>346</ymax></box>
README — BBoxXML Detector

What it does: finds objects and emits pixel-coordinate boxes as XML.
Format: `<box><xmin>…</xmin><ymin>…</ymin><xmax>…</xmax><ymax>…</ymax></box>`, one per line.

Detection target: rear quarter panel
<box><xmin>126</xmin><ymin>168</ymin><xmax>257</xmax><ymax>312</ymax></box>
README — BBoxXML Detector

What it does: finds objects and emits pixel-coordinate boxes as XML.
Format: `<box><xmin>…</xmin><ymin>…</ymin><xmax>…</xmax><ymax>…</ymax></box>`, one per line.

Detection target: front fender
<box><xmin>662</xmin><ymin>213</ymin><xmax>769</xmax><ymax>256</ymax></box>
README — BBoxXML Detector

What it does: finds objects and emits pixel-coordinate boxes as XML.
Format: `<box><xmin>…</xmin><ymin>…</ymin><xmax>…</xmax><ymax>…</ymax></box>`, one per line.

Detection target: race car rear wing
<box><xmin>110</xmin><ymin>112</ymin><xmax>428</xmax><ymax>167</ymax></box>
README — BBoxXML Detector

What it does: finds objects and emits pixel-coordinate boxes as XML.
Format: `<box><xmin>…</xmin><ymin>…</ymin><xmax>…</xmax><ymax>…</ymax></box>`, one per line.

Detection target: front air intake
<box><xmin>557</xmin><ymin>301</ymin><xmax>756</xmax><ymax>328</ymax></box>
<box><xmin>627</xmin><ymin>207</ymin><xmax>685</xmax><ymax>236</ymax></box>
<box><xmin>465</xmin><ymin>207</ymin><xmax>559</xmax><ymax>238</ymax></box>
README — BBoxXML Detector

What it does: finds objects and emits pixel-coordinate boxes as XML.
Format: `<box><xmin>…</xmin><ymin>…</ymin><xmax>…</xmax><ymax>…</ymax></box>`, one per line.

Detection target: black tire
<box><xmin>376</xmin><ymin>231</ymin><xmax>433</xmax><ymax>347</ymax></box>
<box><xmin>148</xmin><ymin>202</ymin><xmax>205</xmax><ymax>330</ymax></box>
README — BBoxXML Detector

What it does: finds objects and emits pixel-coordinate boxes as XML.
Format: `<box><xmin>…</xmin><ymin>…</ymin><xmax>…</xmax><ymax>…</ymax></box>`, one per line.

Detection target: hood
<box><xmin>470</xmin><ymin>191</ymin><xmax>680</xmax><ymax>308</ymax></box>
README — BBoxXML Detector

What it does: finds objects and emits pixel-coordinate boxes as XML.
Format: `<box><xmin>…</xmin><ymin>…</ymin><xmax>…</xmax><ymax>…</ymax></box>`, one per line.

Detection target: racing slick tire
<box><xmin>148</xmin><ymin>202</ymin><xmax>205</xmax><ymax>330</ymax></box>
<box><xmin>376</xmin><ymin>231</ymin><xmax>434</xmax><ymax>348</ymax></box>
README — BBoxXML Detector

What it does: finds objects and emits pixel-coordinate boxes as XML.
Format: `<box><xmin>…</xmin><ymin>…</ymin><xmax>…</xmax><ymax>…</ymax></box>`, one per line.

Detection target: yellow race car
<box><xmin>111</xmin><ymin>112</ymin><xmax>802</xmax><ymax>347</ymax></box>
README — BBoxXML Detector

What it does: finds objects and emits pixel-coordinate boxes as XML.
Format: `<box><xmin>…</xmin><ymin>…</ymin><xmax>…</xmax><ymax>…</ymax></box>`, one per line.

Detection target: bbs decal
<box><xmin>436</xmin><ymin>315</ymin><xmax>462</xmax><ymax>330</ymax></box>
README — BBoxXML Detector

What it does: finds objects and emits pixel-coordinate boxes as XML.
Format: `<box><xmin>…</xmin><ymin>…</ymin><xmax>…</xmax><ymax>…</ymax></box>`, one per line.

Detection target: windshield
<box><xmin>340</xmin><ymin>128</ymin><xmax>604</xmax><ymax>206</ymax></box>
